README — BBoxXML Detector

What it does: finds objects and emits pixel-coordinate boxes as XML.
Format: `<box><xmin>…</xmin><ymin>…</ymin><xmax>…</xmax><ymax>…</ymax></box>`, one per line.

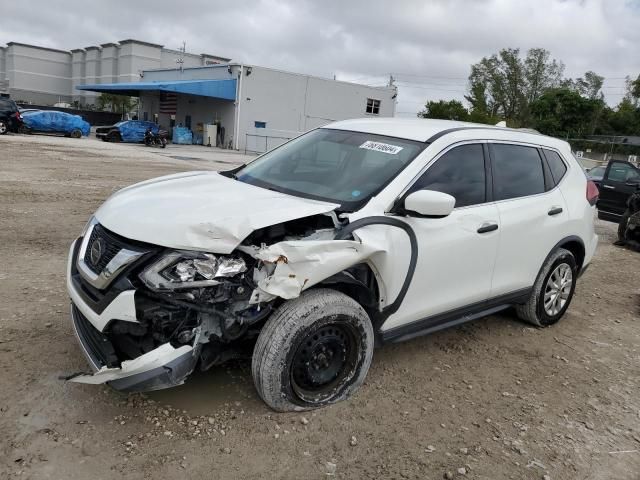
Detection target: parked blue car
<box><xmin>21</xmin><ymin>110</ymin><xmax>90</xmax><ymax>138</ymax></box>
<box><xmin>96</xmin><ymin>120</ymin><xmax>159</xmax><ymax>143</ymax></box>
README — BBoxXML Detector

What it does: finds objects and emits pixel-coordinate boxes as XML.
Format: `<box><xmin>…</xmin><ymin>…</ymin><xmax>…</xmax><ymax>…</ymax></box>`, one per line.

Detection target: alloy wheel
<box><xmin>543</xmin><ymin>263</ymin><xmax>573</xmax><ymax>316</ymax></box>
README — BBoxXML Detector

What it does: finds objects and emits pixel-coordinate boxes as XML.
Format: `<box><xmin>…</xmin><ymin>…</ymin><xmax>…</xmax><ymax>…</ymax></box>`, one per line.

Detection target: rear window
<box><xmin>490</xmin><ymin>144</ymin><xmax>545</xmax><ymax>201</ymax></box>
<box><xmin>543</xmin><ymin>149</ymin><xmax>568</xmax><ymax>185</ymax></box>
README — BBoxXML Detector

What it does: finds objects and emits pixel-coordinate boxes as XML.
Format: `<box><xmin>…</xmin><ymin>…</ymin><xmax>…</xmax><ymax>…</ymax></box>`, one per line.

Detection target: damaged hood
<box><xmin>95</xmin><ymin>171</ymin><xmax>339</xmax><ymax>253</ymax></box>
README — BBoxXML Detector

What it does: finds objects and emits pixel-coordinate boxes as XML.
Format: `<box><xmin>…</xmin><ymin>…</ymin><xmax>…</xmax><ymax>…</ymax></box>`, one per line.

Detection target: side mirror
<box><xmin>403</xmin><ymin>190</ymin><xmax>455</xmax><ymax>217</ymax></box>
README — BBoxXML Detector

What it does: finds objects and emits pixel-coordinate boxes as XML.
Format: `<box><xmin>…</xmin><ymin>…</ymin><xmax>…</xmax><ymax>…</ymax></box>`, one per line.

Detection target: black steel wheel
<box><xmin>252</xmin><ymin>289</ymin><xmax>374</xmax><ymax>411</ymax></box>
<box><xmin>290</xmin><ymin>320</ymin><xmax>359</xmax><ymax>403</ymax></box>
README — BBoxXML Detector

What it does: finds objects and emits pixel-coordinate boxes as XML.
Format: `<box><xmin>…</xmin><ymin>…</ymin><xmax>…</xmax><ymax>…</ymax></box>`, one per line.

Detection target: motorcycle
<box><xmin>144</xmin><ymin>128</ymin><xmax>168</xmax><ymax>148</ymax></box>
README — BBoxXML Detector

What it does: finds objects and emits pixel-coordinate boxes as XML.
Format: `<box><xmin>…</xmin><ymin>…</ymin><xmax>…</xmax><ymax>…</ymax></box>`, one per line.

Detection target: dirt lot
<box><xmin>1</xmin><ymin>134</ymin><xmax>640</xmax><ymax>480</ymax></box>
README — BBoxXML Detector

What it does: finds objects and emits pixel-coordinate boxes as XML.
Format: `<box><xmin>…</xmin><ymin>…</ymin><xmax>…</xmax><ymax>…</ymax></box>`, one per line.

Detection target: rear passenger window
<box><xmin>408</xmin><ymin>144</ymin><xmax>485</xmax><ymax>208</ymax></box>
<box><xmin>490</xmin><ymin>144</ymin><xmax>545</xmax><ymax>201</ymax></box>
<box><xmin>543</xmin><ymin>149</ymin><xmax>568</xmax><ymax>185</ymax></box>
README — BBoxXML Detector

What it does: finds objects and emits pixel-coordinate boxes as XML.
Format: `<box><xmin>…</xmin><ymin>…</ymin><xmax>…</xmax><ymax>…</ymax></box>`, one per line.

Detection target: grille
<box><xmin>83</xmin><ymin>224</ymin><xmax>127</xmax><ymax>275</ymax></box>
<box><xmin>72</xmin><ymin>305</ymin><xmax>119</xmax><ymax>368</ymax></box>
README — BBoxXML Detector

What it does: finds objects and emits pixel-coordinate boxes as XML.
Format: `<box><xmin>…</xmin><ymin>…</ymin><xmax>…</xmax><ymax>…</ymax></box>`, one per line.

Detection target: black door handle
<box><xmin>477</xmin><ymin>223</ymin><xmax>498</xmax><ymax>234</ymax></box>
<box><xmin>548</xmin><ymin>207</ymin><xmax>563</xmax><ymax>216</ymax></box>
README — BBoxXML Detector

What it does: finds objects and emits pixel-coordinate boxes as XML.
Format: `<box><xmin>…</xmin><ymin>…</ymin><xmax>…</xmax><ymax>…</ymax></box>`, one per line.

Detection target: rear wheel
<box><xmin>516</xmin><ymin>248</ymin><xmax>577</xmax><ymax>327</ymax></box>
<box><xmin>70</xmin><ymin>129</ymin><xmax>82</xmax><ymax>139</ymax></box>
<box><xmin>0</xmin><ymin>120</ymin><xmax>7</xmax><ymax>135</ymax></box>
<box><xmin>108</xmin><ymin>132</ymin><xmax>121</xmax><ymax>143</ymax></box>
<box><xmin>252</xmin><ymin>289</ymin><xmax>374</xmax><ymax>412</ymax></box>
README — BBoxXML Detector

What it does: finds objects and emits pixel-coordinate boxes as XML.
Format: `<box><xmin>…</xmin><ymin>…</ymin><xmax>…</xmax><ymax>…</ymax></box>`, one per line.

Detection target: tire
<box><xmin>252</xmin><ymin>288</ymin><xmax>374</xmax><ymax>412</ymax></box>
<box><xmin>617</xmin><ymin>210</ymin><xmax>631</xmax><ymax>243</ymax></box>
<box><xmin>70</xmin><ymin>129</ymin><xmax>82</xmax><ymax>139</ymax></box>
<box><xmin>516</xmin><ymin>248</ymin><xmax>577</xmax><ymax>327</ymax></box>
<box><xmin>0</xmin><ymin>120</ymin><xmax>7</xmax><ymax>135</ymax></box>
<box><xmin>108</xmin><ymin>132</ymin><xmax>121</xmax><ymax>143</ymax></box>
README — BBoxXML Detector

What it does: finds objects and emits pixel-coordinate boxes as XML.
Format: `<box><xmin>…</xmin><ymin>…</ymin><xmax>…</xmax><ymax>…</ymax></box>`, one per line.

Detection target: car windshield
<box><xmin>114</xmin><ymin>121</ymin><xmax>127</xmax><ymax>127</ymax></box>
<box><xmin>236</xmin><ymin>129</ymin><xmax>425</xmax><ymax>209</ymax></box>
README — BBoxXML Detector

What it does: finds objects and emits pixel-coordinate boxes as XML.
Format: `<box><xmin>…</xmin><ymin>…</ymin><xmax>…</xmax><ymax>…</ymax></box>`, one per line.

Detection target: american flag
<box><xmin>159</xmin><ymin>92</ymin><xmax>177</xmax><ymax>114</ymax></box>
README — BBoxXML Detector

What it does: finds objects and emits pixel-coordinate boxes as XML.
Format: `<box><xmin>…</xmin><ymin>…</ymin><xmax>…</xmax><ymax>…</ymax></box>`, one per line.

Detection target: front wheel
<box><xmin>0</xmin><ymin>120</ymin><xmax>8</xmax><ymax>135</ymax></box>
<box><xmin>516</xmin><ymin>248</ymin><xmax>577</xmax><ymax>327</ymax></box>
<box><xmin>252</xmin><ymin>289</ymin><xmax>374</xmax><ymax>412</ymax></box>
<box><xmin>70</xmin><ymin>129</ymin><xmax>82</xmax><ymax>139</ymax></box>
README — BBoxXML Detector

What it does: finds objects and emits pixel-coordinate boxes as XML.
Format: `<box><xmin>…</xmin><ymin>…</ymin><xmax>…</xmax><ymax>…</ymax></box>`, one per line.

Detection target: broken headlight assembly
<box><xmin>140</xmin><ymin>251</ymin><xmax>247</xmax><ymax>291</ymax></box>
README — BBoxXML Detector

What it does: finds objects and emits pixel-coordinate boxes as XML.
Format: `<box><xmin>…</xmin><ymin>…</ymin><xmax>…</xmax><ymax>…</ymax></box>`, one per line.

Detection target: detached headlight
<box><xmin>140</xmin><ymin>251</ymin><xmax>247</xmax><ymax>291</ymax></box>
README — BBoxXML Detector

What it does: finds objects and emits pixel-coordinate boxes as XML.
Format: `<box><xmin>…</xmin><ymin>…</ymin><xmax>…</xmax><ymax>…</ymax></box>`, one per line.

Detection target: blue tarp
<box><xmin>172</xmin><ymin>127</ymin><xmax>193</xmax><ymax>144</ymax></box>
<box><xmin>116</xmin><ymin>120</ymin><xmax>159</xmax><ymax>143</ymax></box>
<box><xmin>22</xmin><ymin>110</ymin><xmax>90</xmax><ymax>136</ymax></box>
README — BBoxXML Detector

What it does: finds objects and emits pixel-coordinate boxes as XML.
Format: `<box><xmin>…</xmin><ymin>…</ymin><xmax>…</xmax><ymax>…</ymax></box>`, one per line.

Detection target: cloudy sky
<box><xmin>2</xmin><ymin>0</ymin><xmax>639</xmax><ymax>116</ymax></box>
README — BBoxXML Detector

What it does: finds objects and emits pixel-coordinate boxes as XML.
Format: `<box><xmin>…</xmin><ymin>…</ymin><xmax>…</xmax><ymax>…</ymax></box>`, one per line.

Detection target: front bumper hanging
<box><xmin>67</xmin><ymin>240</ymin><xmax>198</xmax><ymax>392</ymax></box>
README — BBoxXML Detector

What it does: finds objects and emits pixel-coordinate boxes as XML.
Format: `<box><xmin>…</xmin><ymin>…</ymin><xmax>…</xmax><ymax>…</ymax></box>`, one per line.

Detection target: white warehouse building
<box><xmin>0</xmin><ymin>40</ymin><xmax>229</xmax><ymax>105</ymax></box>
<box><xmin>78</xmin><ymin>64</ymin><xmax>397</xmax><ymax>152</ymax></box>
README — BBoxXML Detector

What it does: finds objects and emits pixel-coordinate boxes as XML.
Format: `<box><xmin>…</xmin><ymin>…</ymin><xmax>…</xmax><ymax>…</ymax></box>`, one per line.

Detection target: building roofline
<box><xmin>201</xmin><ymin>53</ymin><xmax>232</xmax><ymax>62</ymax></box>
<box><xmin>143</xmin><ymin>64</ymin><xmax>233</xmax><ymax>73</ymax></box>
<box><xmin>70</xmin><ymin>48</ymin><xmax>85</xmax><ymax>53</ymax></box>
<box><xmin>141</xmin><ymin>63</ymin><xmax>396</xmax><ymax>91</ymax></box>
<box><xmin>84</xmin><ymin>46</ymin><xmax>100</xmax><ymax>51</ymax></box>
<box><xmin>118</xmin><ymin>39</ymin><xmax>164</xmax><ymax>48</ymax></box>
<box><xmin>247</xmin><ymin>64</ymin><xmax>397</xmax><ymax>90</ymax></box>
<box><xmin>6</xmin><ymin>42</ymin><xmax>70</xmax><ymax>55</ymax></box>
<box><xmin>100</xmin><ymin>42</ymin><xmax>118</xmax><ymax>48</ymax></box>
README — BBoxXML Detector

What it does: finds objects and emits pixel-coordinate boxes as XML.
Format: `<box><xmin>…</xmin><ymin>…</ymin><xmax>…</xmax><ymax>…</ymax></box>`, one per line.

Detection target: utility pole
<box><xmin>176</xmin><ymin>41</ymin><xmax>186</xmax><ymax>73</ymax></box>
<box><xmin>388</xmin><ymin>74</ymin><xmax>395</xmax><ymax>87</ymax></box>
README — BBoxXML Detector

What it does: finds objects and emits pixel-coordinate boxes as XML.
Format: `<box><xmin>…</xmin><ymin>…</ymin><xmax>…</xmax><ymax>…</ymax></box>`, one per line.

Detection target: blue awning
<box><xmin>76</xmin><ymin>79</ymin><xmax>237</xmax><ymax>100</ymax></box>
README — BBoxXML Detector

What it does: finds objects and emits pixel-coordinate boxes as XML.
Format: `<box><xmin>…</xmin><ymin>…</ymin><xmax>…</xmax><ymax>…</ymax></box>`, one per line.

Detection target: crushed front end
<box><xmin>67</xmin><ymin>218</ymin><xmax>278</xmax><ymax>392</ymax></box>
<box><xmin>66</xmin><ymin>213</ymin><xmax>351</xmax><ymax>392</ymax></box>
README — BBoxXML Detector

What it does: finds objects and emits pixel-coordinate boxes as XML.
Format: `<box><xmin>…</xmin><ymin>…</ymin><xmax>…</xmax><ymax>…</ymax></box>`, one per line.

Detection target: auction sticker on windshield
<box><xmin>359</xmin><ymin>141</ymin><xmax>404</xmax><ymax>155</ymax></box>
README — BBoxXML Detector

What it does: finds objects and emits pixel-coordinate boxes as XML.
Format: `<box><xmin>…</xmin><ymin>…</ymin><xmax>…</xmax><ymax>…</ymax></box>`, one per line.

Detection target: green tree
<box><xmin>96</xmin><ymin>93</ymin><xmax>138</xmax><ymax>114</ymax></box>
<box><xmin>606</xmin><ymin>98</ymin><xmax>640</xmax><ymax>135</ymax></box>
<box><xmin>417</xmin><ymin>99</ymin><xmax>469</xmax><ymax>121</ymax></box>
<box><xmin>632</xmin><ymin>74</ymin><xmax>640</xmax><ymax>100</ymax></box>
<box><xmin>529</xmin><ymin>88</ymin><xmax>606</xmax><ymax>138</ymax></box>
<box><xmin>466</xmin><ymin>47</ymin><xmax>564</xmax><ymax>126</ymax></box>
<box><xmin>575</xmin><ymin>71</ymin><xmax>605</xmax><ymax>100</ymax></box>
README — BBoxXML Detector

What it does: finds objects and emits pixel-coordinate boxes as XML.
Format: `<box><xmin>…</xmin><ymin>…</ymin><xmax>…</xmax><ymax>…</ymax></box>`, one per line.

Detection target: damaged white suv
<box><xmin>67</xmin><ymin>118</ymin><xmax>599</xmax><ymax>411</ymax></box>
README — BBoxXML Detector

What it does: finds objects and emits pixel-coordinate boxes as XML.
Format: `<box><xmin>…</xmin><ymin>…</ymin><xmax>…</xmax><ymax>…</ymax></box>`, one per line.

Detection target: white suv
<box><xmin>67</xmin><ymin>118</ymin><xmax>599</xmax><ymax>411</ymax></box>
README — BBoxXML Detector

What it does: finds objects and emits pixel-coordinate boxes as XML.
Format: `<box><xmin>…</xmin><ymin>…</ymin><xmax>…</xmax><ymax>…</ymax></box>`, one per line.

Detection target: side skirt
<box><xmin>597</xmin><ymin>209</ymin><xmax>622</xmax><ymax>224</ymax></box>
<box><xmin>380</xmin><ymin>288</ymin><xmax>532</xmax><ymax>344</ymax></box>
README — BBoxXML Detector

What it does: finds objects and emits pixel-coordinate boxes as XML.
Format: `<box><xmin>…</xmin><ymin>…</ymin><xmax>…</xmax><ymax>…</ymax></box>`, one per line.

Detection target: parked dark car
<box><xmin>0</xmin><ymin>98</ymin><xmax>23</xmax><ymax>134</ymax></box>
<box><xmin>586</xmin><ymin>165</ymin><xmax>606</xmax><ymax>187</ymax></box>
<box><xmin>96</xmin><ymin>120</ymin><xmax>159</xmax><ymax>143</ymax></box>
<box><xmin>596</xmin><ymin>160</ymin><xmax>640</xmax><ymax>223</ymax></box>
<box><xmin>21</xmin><ymin>110</ymin><xmax>90</xmax><ymax>138</ymax></box>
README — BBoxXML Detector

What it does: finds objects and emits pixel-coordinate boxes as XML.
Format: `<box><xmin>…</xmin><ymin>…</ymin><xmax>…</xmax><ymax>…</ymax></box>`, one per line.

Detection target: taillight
<box><xmin>12</xmin><ymin>112</ymin><xmax>21</xmax><ymax>120</ymax></box>
<box><xmin>586</xmin><ymin>180</ymin><xmax>599</xmax><ymax>206</ymax></box>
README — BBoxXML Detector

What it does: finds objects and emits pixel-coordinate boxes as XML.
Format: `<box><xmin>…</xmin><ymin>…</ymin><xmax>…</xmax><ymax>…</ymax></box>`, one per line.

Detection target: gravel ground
<box><xmin>1</xmin><ymin>133</ymin><xmax>639</xmax><ymax>480</ymax></box>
